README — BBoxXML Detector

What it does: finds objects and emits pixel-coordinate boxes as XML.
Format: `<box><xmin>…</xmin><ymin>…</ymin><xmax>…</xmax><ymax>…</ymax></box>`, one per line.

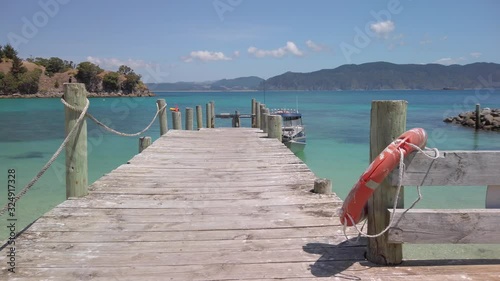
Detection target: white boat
<box><xmin>272</xmin><ymin>109</ymin><xmax>306</xmax><ymax>153</ymax></box>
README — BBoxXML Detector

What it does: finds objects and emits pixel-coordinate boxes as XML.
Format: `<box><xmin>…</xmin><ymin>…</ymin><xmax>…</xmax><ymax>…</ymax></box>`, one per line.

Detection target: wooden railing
<box><xmin>387</xmin><ymin>150</ymin><xmax>500</xmax><ymax>244</ymax></box>
<box><xmin>366</xmin><ymin>100</ymin><xmax>500</xmax><ymax>265</ymax></box>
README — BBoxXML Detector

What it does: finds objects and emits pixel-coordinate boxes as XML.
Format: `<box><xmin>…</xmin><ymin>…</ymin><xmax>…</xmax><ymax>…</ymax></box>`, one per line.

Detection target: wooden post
<box><xmin>314</xmin><ymin>178</ymin><xmax>332</xmax><ymax>194</ymax></box>
<box><xmin>196</xmin><ymin>105</ymin><xmax>202</xmax><ymax>130</ymax></box>
<box><xmin>157</xmin><ymin>99</ymin><xmax>168</xmax><ymax>135</ymax></box>
<box><xmin>262</xmin><ymin>108</ymin><xmax>270</xmax><ymax>133</ymax></box>
<box><xmin>251</xmin><ymin>98</ymin><xmax>256</xmax><ymax>128</ymax></box>
<box><xmin>206</xmin><ymin>103</ymin><xmax>212</xmax><ymax>128</ymax></box>
<box><xmin>267</xmin><ymin>114</ymin><xmax>282</xmax><ymax>142</ymax></box>
<box><xmin>64</xmin><ymin>83</ymin><xmax>88</xmax><ymax>198</ymax></box>
<box><xmin>367</xmin><ymin>100</ymin><xmax>407</xmax><ymax>265</ymax></box>
<box><xmin>260</xmin><ymin>104</ymin><xmax>266</xmax><ymax>130</ymax></box>
<box><xmin>210</xmin><ymin>101</ymin><xmax>215</xmax><ymax>128</ymax></box>
<box><xmin>232</xmin><ymin>110</ymin><xmax>240</xmax><ymax>128</ymax></box>
<box><xmin>186</xmin><ymin>107</ymin><xmax>193</xmax><ymax>130</ymax></box>
<box><xmin>256</xmin><ymin>102</ymin><xmax>261</xmax><ymax>131</ymax></box>
<box><xmin>475</xmin><ymin>103</ymin><xmax>481</xmax><ymax>130</ymax></box>
<box><xmin>172</xmin><ymin>111</ymin><xmax>182</xmax><ymax>130</ymax></box>
<box><xmin>139</xmin><ymin>136</ymin><xmax>151</xmax><ymax>153</ymax></box>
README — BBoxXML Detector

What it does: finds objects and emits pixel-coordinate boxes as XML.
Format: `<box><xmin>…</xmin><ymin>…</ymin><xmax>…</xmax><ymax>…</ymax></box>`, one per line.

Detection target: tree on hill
<box><xmin>45</xmin><ymin>57</ymin><xmax>65</xmax><ymax>76</ymax></box>
<box><xmin>75</xmin><ymin>62</ymin><xmax>103</xmax><ymax>92</ymax></box>
<box><xmin>17</xmin><ymin>69</ymin><xmax>42</xmax><ymax>95</ymax></box>
<box><xmin>118</xmin><ymin>65</ymin><xmax>134</xmax><ymax>76</ymax></box>
<box><xmin>28</xmin><ymin>57</ymin><xmax>75</xmax><ymax>74</ymax></box>
<box><xmin>102</xmin><ymin>72</ymin><xmax>120</xmax><ymax>92</ymax></box>
<box><xmin>0</xmin><ymin>73</ymin><xmax>19</xmax><ymax>94</ymax></box>
<box><xmin>117</xmin><ymin>65</ymin><xmax>141</xmax><ymax>94</ymax></box>
<box><xmin>0</xmin><ymin>72</ymin><xmax>5</xmax><ymax>93</ymax></box>
<box><xmin>10</xmin><ymin>56</ymin><xmax>27</xmax><ymax>78</ymax></box>
<box><xmin>122</xmin><ymin>73</ymin><xmax>141</xmax><ymax>94</ymax></box>
<box><xmin>3</xmin><ymin>44</ymin><xmax>17</xmax><ymax>60</ymax></box>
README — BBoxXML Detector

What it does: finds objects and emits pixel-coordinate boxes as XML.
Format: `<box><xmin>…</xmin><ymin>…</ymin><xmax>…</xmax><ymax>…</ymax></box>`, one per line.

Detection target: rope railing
<box><xmin>0</xmin><ymin>99</ymin><xmax>90</xmax><ymax>217</ymax></box>
<box><xmin>0</xmin><ymin>97</ymin><xmax>167</xmax><ymax>217</ymax></box>
<box><xmin>61</xmin><ymin>98</ymin><xmax>167</xmax><ymax>137</ymax></box>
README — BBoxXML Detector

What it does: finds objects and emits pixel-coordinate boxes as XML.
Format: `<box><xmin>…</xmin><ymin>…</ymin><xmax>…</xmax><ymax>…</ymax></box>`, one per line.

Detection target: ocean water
<box><xmin>1</xmin><ymin>90</ymin><xmax>499</xmax><ymax>259</ymax></box>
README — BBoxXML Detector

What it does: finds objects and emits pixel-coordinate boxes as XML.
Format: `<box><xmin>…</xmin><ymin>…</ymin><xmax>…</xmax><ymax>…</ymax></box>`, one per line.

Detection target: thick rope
<box><xmin>0</xmin><ymin>98</ymin><xmax>90</xmax><ymax>217</ymax></box>
<box><xmin>61</xmin><ymin>98</ymin><xmax>167</xmax><ymax>137</ymax></box>
<box><xmin>341</xmin><ymin>142</ymin><xmax>440</xmax><ymax>239</ymax></box>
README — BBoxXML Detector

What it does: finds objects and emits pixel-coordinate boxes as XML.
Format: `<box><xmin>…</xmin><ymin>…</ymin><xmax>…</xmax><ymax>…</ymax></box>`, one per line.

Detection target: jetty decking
<box><xmin>2</xmin><ymin>128</ymin><xmax>500</xmax><ymax>280</ymax></box>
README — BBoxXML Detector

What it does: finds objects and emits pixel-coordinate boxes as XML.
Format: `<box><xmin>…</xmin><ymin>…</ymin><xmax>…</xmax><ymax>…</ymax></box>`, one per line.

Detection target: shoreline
<box><xmin>0</xmin><ymin>91</ymin><xmax>156</xmax><ymax>99</ymax></box>
<box><xmin>2</xmin><ymin>88</ymin><xmax>498</xmax><ymax>98</ymax></box>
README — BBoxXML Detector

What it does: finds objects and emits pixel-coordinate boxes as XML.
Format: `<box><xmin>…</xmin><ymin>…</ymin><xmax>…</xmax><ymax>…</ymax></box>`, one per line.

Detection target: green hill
<box><xmin>263</xmin><ymin>62</ymin><xmax>500</xmax><ymax>90</ymax></box>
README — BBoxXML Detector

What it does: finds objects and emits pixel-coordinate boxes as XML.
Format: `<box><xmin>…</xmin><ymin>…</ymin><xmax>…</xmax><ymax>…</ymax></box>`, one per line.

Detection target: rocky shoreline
<box><xmin>444</xmin><ymin>108</ymin><xmax>500</xmax><ymax>131</ymax></box>
<box><xmin>0</xmin><ymin>90</ymin><xmax>155</xmax><ymax>99</ymax></box>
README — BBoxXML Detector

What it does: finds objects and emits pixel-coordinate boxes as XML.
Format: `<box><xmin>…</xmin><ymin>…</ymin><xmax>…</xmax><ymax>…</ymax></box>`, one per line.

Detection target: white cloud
<box><xmin>233</xmin><ymin>50</ymin><xmax>240</xmax><ymax>57</ymax></box>
<box><xmin>441</xmin><ymin>35</ymin><xmax>448</xmax><ymax>41</ymax></box>
<box><xmin>470</xmin><ymin>52</ymin><xmax>482</xmax><ymax>58</ymax></box>
<box><xmin>306</xmin><ymin>40</ymin><xmax>328</xmax><ymax>52</ymax></box>
<box><xmin>370</xmin><ymin>20</ymin><xmax>395</xmax><ymax>38</ymax></box>
<box><xmin>434</xmin><ymin>57</ymin><xmax>466</xmax><ymax>65</ymax></box>
<box><xmin>248</xmin><ymin>41</ymin><xmax>304</xmax><ymax>58</ymax></box>
<box><xmin>183</xmin><ymin>51</ymin><xmax>232</xmax><ymax>62</ymax></box>
<box><xmin>86</xmin><ymin>56</ymin><xmax>151</xmax><ymax>69</ymax></box>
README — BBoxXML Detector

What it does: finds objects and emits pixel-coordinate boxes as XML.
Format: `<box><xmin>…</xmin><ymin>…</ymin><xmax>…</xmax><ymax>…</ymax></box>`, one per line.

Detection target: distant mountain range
<box><xmin>263</xmin><ymin>62</ymin><xmax>500</xmax><ymax>90</ymax></box>
<box><xmin>147</xmin><ymin>76</ymin><xmax>264</xmax><ymax>91</ymax></box>
<box><xmin>147</xmin><ymin>62</ymin><xmax>500</xmax><ymax>91</ymax></box>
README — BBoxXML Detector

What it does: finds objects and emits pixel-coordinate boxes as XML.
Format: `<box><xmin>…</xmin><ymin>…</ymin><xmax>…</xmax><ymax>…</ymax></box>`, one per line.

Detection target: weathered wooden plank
<box><xmin>55</xmin><ymin>196</ymin><xmax>338</xmax><ymax>209</ymax></box>
<box><xmin>6</xmin><ymin>247</ymin><xmax>367</xmax><ymax>268</ymax></box>
<box><xmin>15</xmin><ymin>237</ymin><xmax>363</xmax><ymax>254</ymax></box>
<box><xmin>19</xmin><ymin>225</ymin><xmax>352</xmax><ymax>243</ymax></box>
<box><xmin>91</xmin><ymin>180</ymin><xmax>315</xmax><ymax>189</ymax></box>
<box><xmin>44</xmin><ymin>203</ymin><xmax>340</xmax><ymax>218</ymax></box>
<box><xmin>28</xmin><ymin>216</ymin><xmax>339</xmax><ymax>232</ymax></box>
<box><xmin>388</xmin><ymin>209</ymin><xmax>500</xmax><ymax>244</ymax></box>
<box><xmin>394</xmin><ymin>151</ymin><xmax>500</xmax><ymax>186</ymax></box>
<box><xmin>85</xmin><ymin>189</ymin><xmax>326</xmax><ymax>200</ymax></box>
<box><xmin>37</xmin><ymin>202</ymin><xmax>341</xmax><ymax>223</ymax></box>
<box><xmin>3</xmin><ymin>261</ymin><xmax>500</xmax><ymax>281</ymax></box>
<box><xmin>90</xmin><ymin>183</ymin><xmax>316</xmax><ymax>193</ymax></box>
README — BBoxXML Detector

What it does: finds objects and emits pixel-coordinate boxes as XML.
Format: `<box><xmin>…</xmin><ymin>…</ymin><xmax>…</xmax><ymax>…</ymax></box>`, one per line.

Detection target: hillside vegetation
<box><xmin>263</xmin><ymin>62</ymin><xmax>500</xmax><ymax>90</ymax></box>
<box><xmin>0</xmin><ymin>44</ymin><xmax>151</xmax><ymax>97</ymax></box>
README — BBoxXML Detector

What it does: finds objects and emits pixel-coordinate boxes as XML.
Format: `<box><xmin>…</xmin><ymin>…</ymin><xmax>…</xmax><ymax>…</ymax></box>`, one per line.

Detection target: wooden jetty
<box><xmin>2</xmin><ymin>128</ymin><xmax>499</xmax><ymax>280</ymax></box>
<box><xmin>1</xmin><ymin>88</ymin><xmax>500</xmax><ymax>280</ymax></box>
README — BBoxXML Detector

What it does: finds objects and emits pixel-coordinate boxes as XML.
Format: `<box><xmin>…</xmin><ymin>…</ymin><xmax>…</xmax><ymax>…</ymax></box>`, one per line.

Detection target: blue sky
<box><xmin>1</xmin><ymin>0</ymin><xmax>499</xmax><ymax>82</ymax></box>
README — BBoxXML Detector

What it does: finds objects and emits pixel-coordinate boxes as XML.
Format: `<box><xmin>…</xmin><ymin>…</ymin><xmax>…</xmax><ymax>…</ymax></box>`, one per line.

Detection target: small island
<box><xmin>0</xmin><ymin>44</ymin><xmax>154</xmax><ymax>98</ymax></box>
<box><xmin>444</xmin><ymin>108</ymin><xmax>500</xmax><ymax>131</ymax></box>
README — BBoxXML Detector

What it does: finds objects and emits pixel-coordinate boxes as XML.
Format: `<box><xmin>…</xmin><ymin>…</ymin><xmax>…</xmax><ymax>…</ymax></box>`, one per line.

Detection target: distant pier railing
<box><xmin>60</xmin><ymin>84</ymin><xmax>284</xmax><ymax>199</ymax></box>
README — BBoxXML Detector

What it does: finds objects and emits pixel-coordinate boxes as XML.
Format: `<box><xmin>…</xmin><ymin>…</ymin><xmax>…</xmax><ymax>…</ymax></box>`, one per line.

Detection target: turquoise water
<box><xmin>1</xmin><ymin>90</ymin><xmax>499</xmax><ymax>259</ymax></box>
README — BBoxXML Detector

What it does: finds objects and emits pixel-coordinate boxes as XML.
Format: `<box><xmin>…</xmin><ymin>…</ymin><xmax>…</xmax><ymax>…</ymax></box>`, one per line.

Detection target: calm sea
<box><xmin>1</xmin><ymin>90</ymin><xmax>499</xmax><ymax>258</ymax></box>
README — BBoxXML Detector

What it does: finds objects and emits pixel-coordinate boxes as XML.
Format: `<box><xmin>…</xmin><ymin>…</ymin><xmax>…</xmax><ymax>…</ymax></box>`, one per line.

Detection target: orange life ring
<box><xmin>340</xmin><ymin>128</ymin><xmax>428</xmax><ymax>226</ymax></box>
